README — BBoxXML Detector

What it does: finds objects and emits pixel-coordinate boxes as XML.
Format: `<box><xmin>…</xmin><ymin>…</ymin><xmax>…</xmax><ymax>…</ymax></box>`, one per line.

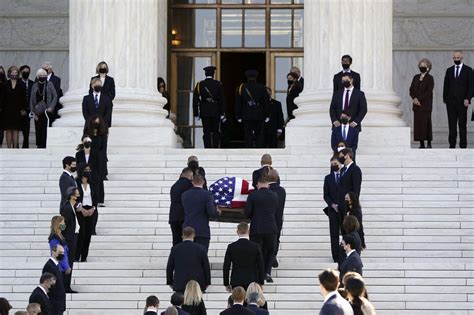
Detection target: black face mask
<box><xmin>343</xmin><ymin>80</ymin><xmax>351</xmax><ymax>88</ymax></box>
<box><xmin>9</xmin><ymin>75</ymin><xmax>18</xmax><ymax>80</ymax></box>
<box><xmin>21</xmin><ymin>72</ymin><xmax>30</xmax><ymax>80</ymax></box>
<box><xmin>419</xmin><ymin>67</ymin><xmax>427</xmax><ymax>73</ymax></box>
<box><xmin>38</xmin><ymin>77</ymin><xmax>47</xmax><ymax>83</ymax></box>
<box><xmin>83</xmin><ymin>171</ymin><xmax>91</xmax><ymax>178</ymax></box>
<box><xmin>287</xmin><ymin>80</ymin><xmax>293</xmax><ymax>86</ymax></box>
<box><xmin>331</xmin><ymin>165</ymin><xmax>339</xmax><ymax>172</ymax></box>
<box><xmin>339</xmin><ymin>156</ymin><xmax>346</xmax><ymax>164</ymax></box>
<box><xmin>342</xmin><ymin>63</ymin><xmax>350</xmax><ymax>70</ymax></box>
<box><xmin>93</xmin><ymin>123</ymin><xmax>100</xmax><ymax>129</ymax></box>
<box><xmin>93</xmin><ymin>86</ymin><xmax>102</xmax><ymax>93</ymax></box>
<box><xmin>340</xmin><ymin>117</ymin><xmax>349</xmax><ymax>124</ymax></box>
<box><xmin>99</xmin><ymin>68</ymin><xmax>107</xmax><ymax>74</ymax></box>
<box><xmin>57</xmin><ymin>254</ymin><xmax>65</xmax><ymax>261</ymax></box>
<box><xmin>70</xmin><ymin>167</ymin><xmax>77</xmax><ymax>173</ymax></box>
<box><xmin>454</xmin><ymin>60</ymin><xmax>461</xmax><ymax>65</ymax></box>
<box><xmin>84</xmin><ymin>141</ymin><xmax>91</xmax><ymax>149</ymax></box>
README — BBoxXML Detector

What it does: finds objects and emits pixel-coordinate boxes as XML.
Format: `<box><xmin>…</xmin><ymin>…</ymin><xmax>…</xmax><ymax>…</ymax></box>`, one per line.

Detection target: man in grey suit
<box><xmin>318</xmin><ymin>269</ymin><xmax>353</xmax><ymax>315</ymax></box>
<box><xmin>59</xmin><ymin>156</ymin><xmax>77</xmax><ymax>209</ymax></box>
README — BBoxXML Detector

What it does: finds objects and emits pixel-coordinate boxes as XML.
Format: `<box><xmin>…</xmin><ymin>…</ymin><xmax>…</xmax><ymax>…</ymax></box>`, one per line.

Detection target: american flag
<box><xmin>209</xmin><ymin>177</ymin><xmax>253</xmax><ymax>208</ymax></box>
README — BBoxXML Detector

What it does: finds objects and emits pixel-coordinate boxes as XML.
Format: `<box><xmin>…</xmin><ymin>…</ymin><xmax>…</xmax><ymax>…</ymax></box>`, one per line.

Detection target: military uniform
<box><xmin>235</xmin><ymin>70</ymin><xmax>269</xmax><ymax>148</ymax></box>
<box><xmin>193</xmin><ymin>66</ymin><xmax>225</xmax><ymax>148</ymax></box>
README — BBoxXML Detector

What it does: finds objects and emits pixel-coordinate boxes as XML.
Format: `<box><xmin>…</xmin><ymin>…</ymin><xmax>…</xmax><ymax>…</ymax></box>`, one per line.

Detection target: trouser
<box><xmin>446</xmin><ymin>101</ymin><xmax>468</xmax><ymax>148</ymax></box>
<box><xmin>21</xmin><ymin>117</ymin><xmax>30</xmax><ymax>148</ymax></box>
<box><xmin>170</xmin><ymin>221</ymin><xmax>183</xmax><ymax>246</ymax></box>
<box><xmin>35</xmin><ymin>114</ymin><xmax>48</xmax><ymax>148</ymax></box>
<box><xmin>250</xmin><ymin>233</ymin><xmax>277</xmax><ymax>275</ymax></box>
<box><xmin>201</xmin><ymin>117</ymin><xmax>220</xmax><ymax>148</ymax></box>
<box><xmin>264</xmin><ymin>129</ymin><xmax>278</xmax><ymax>148</ymax></box>
<box><xmin>243</xmin><ymin>120</ymin><xmax>264</xmax><ymax>148</ymax></box>
<box><xmin>327</xmin><ymin>207</ymin><xmax>342</xmax><ymax>262</ymax></box>
<box><xmin>0</xmin><ymin>130</ymin><xmax>3</xmax><ymax>147</ymax></box>
<box><xmin>194</xmin><ymin>236</ymin><xmax>210</xmax><ymax>253</ymax></box>
<box><xmin>269</xmin><ymin>228</ymin><xmax>282</xmax><ymax>267</ymax></box>
<box><xmin>64</xmin><ymin>233</ymin><xmax>78</xmax><ymax>290</ymax></box>
<box><xmin>96</xmin><ymin>179</ymin><xmax>105</xmax><ymax>203</ymax></box>
<box><xmin>76</xmin><ymin>206</ymin><xmax>96</xmax><ymax>261</ymax></box>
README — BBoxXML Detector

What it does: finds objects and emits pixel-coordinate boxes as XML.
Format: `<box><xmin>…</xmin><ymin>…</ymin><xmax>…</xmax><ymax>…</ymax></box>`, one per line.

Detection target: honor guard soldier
<box><xmin>235</xmin><ymin>70</ymin><xmax>270</xmax><ymax>148</ymax></box>
<box><xmin>193</xmin><ymin>66</ymin><xmax>225</xmax><ymax>148</ymax></box>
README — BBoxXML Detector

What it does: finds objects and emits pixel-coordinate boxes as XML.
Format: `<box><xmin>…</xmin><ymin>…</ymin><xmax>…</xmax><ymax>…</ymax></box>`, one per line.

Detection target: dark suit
<box><xmin>82</xmin><ymin>92</ymin><xmax>113</xmax><ymax>128</ymax></box>
<box><xmin>193</xmin><ymin>78</ymin><xmax>225</xmax><ymax>148</ymax></box>
<box><xmin>338</xmin><ymin>163</ymin><xmax>362</xmax><ymax>215</ymax></box>
<box><xmin>247</xmin><ymin>304</ymin><xmax>269</xmax><ymax>315</ymax></box>
<box><xmin>331</xmin><ymin>125</ymin><xmax>359</xmax><ymax>158</ymax></box>
<box><xmin>319</xmin><ymin>292</ymin><xmax>354</xmax><ymax>315</ymax></box>
<box><xmin>323</xmin><ymin>171</ymin><xmax>342</xmax><ymax>262</ymax></box>
<box><xmin>235</xmin><ymin>82</ymin><xmax>270</xmax><ymax>148</ymax></box>
<box><xmin>265</xmin><ymin>98</ymin><xmax>284</xmax><ymax>148</ymax></box>
<box><xmin>286</xmin><ymin>81</ymin><xmax>303</xmax><ymax>120</ymax></box>
<box><xmin>59</xmin><ymin>171</ymin><xmax>77</xmax><ymax>208</ymax></box>
<box><xmin>329</xmin><ymin>88</ymin><xmax>367</xmax><ymax>130</ymax></box>
<box><xmin>169</xmin><ymin>177</ymin><xmax>193</xmax><ymax>246</ymax></box>
<box><xmin>75</xmin><ymin>179</ymin><xmax>98</xmax><ymax>261</ymax></box>
<box><xmin>89</xmin><ymin>75</ymin><xmax>116</xmax><ymax>100</ymax></box>
<box><xmin>443</xmin><ymin>64</ymin><xmax>473</xmax><ymax>148</ymax></box>
<box><xmin>252</xmin><ymin>166</ymin><xmax>280</xmax><ymax>189</ymax></box>
<box><xmin>166</xmin><ymin>240</ymin><xmax>211</xmax><ymax>293</ymax></box>
<box><xmin>42</xmin><ymin>259</ymin><xmax>66</xmax><ymax>314</ymax></box>
<box><xmin>60</xmin><ymin>202</ymin><xmax>78</xmax><ymax>291</ymax></box>
<box><xmin>269</xmin><ymin>182</ymin><xmax>286</xmax><ymax>259</ymax></box>
<box><xmin>339</xmin><ymin>251</ymin><xmax>363</xmax><ymax>284</ymax></box>
<box><xmin>245</xmin><ymin>188</ymin><xmax>278</xmax><ymax>275</ymax></box>
<box><xmin>223</xmin><ymin>238</ymin><xmax>265</xmax><ymax>289</ymax></box>
<box><xmin>29</xmin><ymin>286</ymin><xmax>54</xmax><ymax>315</ymax></box>
<box><xmin>20</xmin><ymin>78</ymin><xmax>34</xmax><ymax>148</ymax></box>
<box><xmin>333</xmin><ymin>70</ymin><xmax>361</xmax><ymax>92</ymax></box>
<box><xmin>220</xmin><ymin>304</ymin><xmax>255</xmax><ymax>315</ymax></box>
<box><xmin>48</xmin><ymin>73</ymin><xmax>63</xmax><ymax>126</ymax></box>
<box><xmin>182</xmin><ymin>187</ymin><xmax>218</xmax><ymax>251</ymax></box>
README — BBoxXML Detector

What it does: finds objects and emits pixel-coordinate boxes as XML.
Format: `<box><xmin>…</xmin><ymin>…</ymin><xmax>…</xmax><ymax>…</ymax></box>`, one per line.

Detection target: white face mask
<box><xmin>337</xmin><ymin>147</ymin><xmax>346</xmax><ymax>152</ymax></box>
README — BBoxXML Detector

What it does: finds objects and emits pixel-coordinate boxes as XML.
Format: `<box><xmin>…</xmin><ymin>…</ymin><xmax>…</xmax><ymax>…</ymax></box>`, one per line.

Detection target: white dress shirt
<box><xmin>454</xmin><ymin>63</ymin><xmax>463</xmax><ymax>77</ymax></box>
<box><xmin>341</xmin><ymin>123</ymin><xmax>349</xmax><ymax>140</ymax></box>
<box><xmin>82</xmin><ymin>183</ymin><xmax>93</xmax><ymax>207</ymax></box>
<box><xmin>38</xmin><ymin>284</ymin><xmax>48</xmax><ymax>296</ymax></box>
<box><xmin>346</xmin><ymin>249</ymin><xmax>356</xmax><ymax>257</ymax></box>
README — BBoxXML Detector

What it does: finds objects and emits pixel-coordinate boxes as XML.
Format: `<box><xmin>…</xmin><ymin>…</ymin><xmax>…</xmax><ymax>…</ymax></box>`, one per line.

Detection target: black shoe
<box><xmin>272</xmin><ymin>258</ymin><xmax>279</xmax><ymax>268</ymax></box>
<box><xmin>265</xmin><ymin>274</ymin><xmax>274</xmax><ymax>283</ymax></box>
<box><xmin>66</xmin><ymin>289</ymin><xmax>78</xmax><ymax>294</ymax></box>
<box><xmin>427</xmin><ymin>143</ymin><xmax>432</xmax><ymax>149</ymax></box>
<box><xmin>80</xmin><ymin>259</ymin><xmax>87</xmax><ymax>262</ymax></box>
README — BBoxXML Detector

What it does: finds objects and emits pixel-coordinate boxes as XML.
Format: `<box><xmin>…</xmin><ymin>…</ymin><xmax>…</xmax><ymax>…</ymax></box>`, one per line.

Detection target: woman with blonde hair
<box><xmin>182</xmin><ymin>280</ymin><xmax>207</xmax><ymax>315</ymax></box>
<box><xmin>1</xmin><ymin>66</ymin><xmax>26</xmax><ymax>148</ymax></box>
<box><xmin>48</xmin><ymin>215</ymin><xmax>71</xmax><ymax>275</ymax></box>
<box><xmin>245</xmin><ymin>282</ymin><xmax>268</xmax><ymax>310</ymax></box>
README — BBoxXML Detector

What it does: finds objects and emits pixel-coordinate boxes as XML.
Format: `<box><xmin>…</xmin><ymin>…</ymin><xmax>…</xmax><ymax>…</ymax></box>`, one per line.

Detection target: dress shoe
<box><xmin>272</xmin><ymin>258</ymin><xmax>279</xmax><ymax>268</ymax></box>
<box><xmin>265</xmin><ymin>274</ymin><xmax>274</xmax><ymax>283</ymax></box>
<box><xmin>66</xmin><ymin>289</ymin><xmax>78</xmax><ymax>294</ymax></box>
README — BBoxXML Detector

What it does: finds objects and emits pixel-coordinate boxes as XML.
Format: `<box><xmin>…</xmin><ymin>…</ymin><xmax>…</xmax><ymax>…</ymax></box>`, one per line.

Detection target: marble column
<box><xmin>49</xmin><ymin>0</ymin><xmax>176</xmax><ymax>150</ymax></box>
<box><xmin>287</xmin><ymin>0</ymin><xmax>409</xmax><ymax>151</ymax></box>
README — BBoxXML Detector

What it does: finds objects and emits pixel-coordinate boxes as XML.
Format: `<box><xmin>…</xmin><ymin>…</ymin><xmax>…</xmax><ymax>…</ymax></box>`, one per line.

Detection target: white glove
<box><xmin>264</xmin><ymin>117</ymin><xmax>270</xmax><ymax>123</ymax></box>
<box><xmin>237</xmin><ymin>119</ymin><xmax>242</xmax><ymax>123</ymax></box>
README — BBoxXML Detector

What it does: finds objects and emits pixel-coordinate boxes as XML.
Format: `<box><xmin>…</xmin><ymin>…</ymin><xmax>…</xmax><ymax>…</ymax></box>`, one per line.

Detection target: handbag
<box><xmin>33</xmin><ymin>84</ymin><xmax>48</xmax><ymax>116</ymax></box>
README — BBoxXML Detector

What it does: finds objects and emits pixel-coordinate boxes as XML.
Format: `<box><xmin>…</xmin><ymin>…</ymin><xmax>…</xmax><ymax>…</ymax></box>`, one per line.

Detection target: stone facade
<box><xmin>0</xmin><ymin>0</ymin><xmax>472</xmax><ymax>144</ymax></box>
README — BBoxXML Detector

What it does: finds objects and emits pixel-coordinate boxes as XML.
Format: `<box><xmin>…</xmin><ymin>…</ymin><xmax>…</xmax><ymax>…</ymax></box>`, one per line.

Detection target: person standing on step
<box><xmin>193</xmin><ymin>66</ymin><xmax>225</xmax><ymax>148</ymax></box>
<box><xmin>41</xmin><ymin>62</ymin><xmax>63</xmax><ymax>127</ymax></box>
<box><xmin>29</xmin><ymin>273</ymin><xmax>56</xmax><ymax>315</ymax></box>
<box><xmin>166</xmin><ymin>227</ymin><xmax>211</xmax><ymax>294</ymax></box>
<box><xmin>344</xmin><ymin>192</ymin><xmax>365</xmax><ymax>250</ymax></box>
<box><xmin>182</xmin><ymin>174</ymin><xmax>219</xmax><ymax>252</ymax></box>
<box><xmin>290</xmin><ymin>66</ymin><xmax>304</xmax><ymax>91</ymax></box>
<box><xmin>339</xmin><ymin>235</ymin><xmax>363</xmax><ymax>287</ymax></box>
<box><xmin>443</xmin><ymin>50</ymin><xmax>472</xmax><ymax>148</ymax></box>
<box><xmin>169</xmin><ymin>167</ymin><xmax>194</xmax><ymax>246</ymax></box>
<box><xmin>19</xmin><ymin>65</ymin><xmax>34</xmax><ymax>148</ymax></box>
<box><xmin>48</xmin><ymin>216</ymin><xmax>71</xmax><ymax>290</ymax></box>
<box><xmin>267</xmin><ymin>169</ymin><xmax>286</xmax><ymax>269</ymax></box>
<box><xmin>318</xmin><ymin>269</ymin><xmax>353</xmax><ymax>315</ymax></box>
<box><xmin>324</xmin><ymin>155</ymin><xmax>343</xmax><ymax>263</ymax></box>
<box><xmin>42</xmin><ymin>244</ymin><xmax>66</xmax><ymax>315</ymax></box>
<box><xmin>59</xmin><ymin>156</ymin><xmax>77</xmax><ymax>209</ymax></box>
<box><xmin>286</xmin><ymin>72</ymin><xmax>303</xmax><ymax>121</ymax></box>
<box><xmin>331</xmin><ymin>111</ymin><xmax>359</xmax><ymax>160</ymax></box>
<box><xmin>245</xmin><ymin>176</ymin><xmax>279</xmax><ymax>283</ymax></box>
<box><xmin>223</xmin><ymin>222</ymin><xmax>265</xmax><ymax>292</ymax></box>
<box><xmin>264</xmin><ymin>87</ymin><xmax>284</xmax><ymax>148</ymax></box>
<box><xmin>333</xmin><ymin>55</ymin><xmax>361</xmax><ymax>92</ymax></box>
<box><xmin>182</xmin><ymin>280</ymin><xmax>208</xmax><ymax>315</ymax></box>
<box><xmin>235</xmin><ymin>70</ymin><xmax>270</xmax><ymax>148</ymax></box>
<box><xmin>252</xmin><ymin>154</ymin><xmax>279</xmax><ymax>189</ymax></box>
<box><xmin>337</xmin><ymin>148</ymin><xmax>362</xmax><ymax>218</ymax></box>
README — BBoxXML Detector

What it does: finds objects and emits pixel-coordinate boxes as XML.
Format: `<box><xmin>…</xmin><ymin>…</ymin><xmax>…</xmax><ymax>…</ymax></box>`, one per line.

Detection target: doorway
<box><xmin>220</xmin><ymin>52</ymin><xmax>266</xmax><ymax>148</ymax></box>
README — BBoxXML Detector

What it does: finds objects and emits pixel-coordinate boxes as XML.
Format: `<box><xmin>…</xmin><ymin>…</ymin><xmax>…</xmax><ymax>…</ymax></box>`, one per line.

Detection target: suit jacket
<box><xmin>269</xmin><ymin>183</ymin><xmax>286</xmax><ymax>231</ymax></box>
<box><xmin>333</xmin><ymin>70</ymin><xmax>361</xmax><ymax>92</ymax></box>
<box><xmin>245</xmin><ymin>188</ymin><xmax>278</xmax><ymax>235</ymax></box>
<box><xmin>339</xmin><ymin>251</ymin><xmax>363</xmax><ymax>282</ymax></box>
<box><xmin>220</xmin><ymin>304</ymin><xmax>255</xmax><ymax>315</ymax></box>
<box><xmin>329</xmin><ymin>89</ymin><xmax>367</xmax><ymax>130</ymax></box>
<box><xmin>49</xmin><ymin>74</ymin><xmax>63</xmax><ymax>99</ymax></box>
<box><xmin>323</xmin><ymin>172</ymin><xmax>339</xmax><ymax>210</ymax></box>
<box><xmin>82</xmin><ymin>92</ymin><xmax>113</xmax><ymax>127</ymax></box>
<box><xmin>76</xmin><ymin>179</ymin><xmax>98</xmax><ymax>208</ymax></box>
<box><xmin>60</xmin><ymin>202</ymin><xmax>77</xmax><ymax>242</ymax></box>
<box><xmin>443</xmin><ymin>64</ymin><xmax>473</xmax><ymax>104</ymax></box>
<box><xmin>166</xmin><ymin>240</ymin><xmax>211</xmax><ymax>293</ymax></box>
<box><xmin>160</xmin><ymin>307</ymin><xmax>190</xmax><ymax>315</ymax></box>
<box><xmin>223</xmin><ymin>238</ymin><xmax>265</xmax><ymax>287</ymax></box>
<box><xmin>265</xmin><ymin>99</ymin><xmax>284</xmax><ymax>132</ymax></box>
<box><xmin>247</xmin><ymin>304</ymin><xmax>269</xmax><ymax>315</ymax></box>
<box><xmin>252</xmin><ymin>166</ymin><xmax>280</xmax><ymax>189</ymax></box>
<box><xmin>193</xmin><ymin>78</ymin><xmax>225</xmax><ymax>118</ymax></box>
<box><xmin>409</xmin><ymin>73</ymin><xmax>434</xmax><ymax>112</ymax></box>
<box><xmin>169</xmin><ymin>177</ymin><xmax>193</xmax><ymax>223</ymax></box>
<box><xmin>338</xmin><ymin>163</ymin><xmax>362</xmax><ymax>214</ymax></box>
<box><xmin>331</xmin><ymin>125</ymin><xmax>359</xmax><ymax>153</ymax></box>
<box><xmin>89</xmin><ymin>75</ymin><xmax>116</xmax><ymax>100</ymax></box>
<box><xmin>76</xmin><ymin>147</ymin><xmax>105</xmax><ymax>182</ymax></box>
<box><xmin>59</xmin><ymin>171</ymin><xmax>77</xmax><ymax>208</ymax></box>
<box><xmin>42</xmin><ymin>259</ymin><xmax>66</xmax><ymax>313</ymax></box>
<box><xmin>319</xmin><ymin>292</ymin><xmax>354</xmax><ymax>315</ymax></box>
<box><xmin>235</xmin><ymin>81</ymin><xmax>270</xmax><ymax>121</ymax></box>
<box><xmin>29</xmin><ymin>286</ymin><xmax>54</xmax><ymax>315</ymax></box>
<box><xmin>182</xmin><ymin>187</ymin><xmax>218</xmax><ymax>238</ymax></box>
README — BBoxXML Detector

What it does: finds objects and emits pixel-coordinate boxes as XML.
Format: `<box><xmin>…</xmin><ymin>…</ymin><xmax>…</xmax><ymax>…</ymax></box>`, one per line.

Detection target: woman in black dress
<box><xmin>345</xmin><ymin>192</ymin><xmax>366</xmax><ymax>249</ymax></box>
<box><xmin>0</xmin><ymin>66</ymin><xmax>6</xmax><ymax>147</ymax></box>
<box><xmin>2</xmin><ymin>66</ymin><xmax>26</xmax><ymax>148</ymax></box>
<box><xmin>286</xmin><ymin>72</ymin><xmax>303</xmax><ymax>121</ymax></box>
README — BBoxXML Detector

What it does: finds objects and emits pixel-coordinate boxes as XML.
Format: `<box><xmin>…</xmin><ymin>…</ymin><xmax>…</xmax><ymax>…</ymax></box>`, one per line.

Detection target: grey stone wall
<box><xmin>0</xmin><ymin>0</ymin><xmax>69</xmax><ymax>89</ymax></box>
<box><xmin>393</xmin><ymin>0</ymin><xmax>474</xmax><ymax>144</ymax></box>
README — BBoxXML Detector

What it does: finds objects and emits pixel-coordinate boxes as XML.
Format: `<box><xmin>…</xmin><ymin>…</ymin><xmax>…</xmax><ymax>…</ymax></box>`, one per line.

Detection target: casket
<box><xmin>210</xmin><ymin>207</ymin><xmax>250</xmax><ymax>223</ymax></box>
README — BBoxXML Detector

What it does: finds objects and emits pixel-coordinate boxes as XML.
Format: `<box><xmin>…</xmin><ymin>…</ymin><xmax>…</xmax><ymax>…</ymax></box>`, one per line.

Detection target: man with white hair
<box><xmin>41</xmin><ymin>61</ymin><xmax>63</xmax><ymax>125</ymax></box>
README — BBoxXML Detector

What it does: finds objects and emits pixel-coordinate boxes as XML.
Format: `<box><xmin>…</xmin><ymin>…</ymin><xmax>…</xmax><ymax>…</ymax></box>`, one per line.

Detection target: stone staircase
<box><xmin>0</xmin><ymin>148</ymin><xmax>473</xmax><ymax>315</ymax></box>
